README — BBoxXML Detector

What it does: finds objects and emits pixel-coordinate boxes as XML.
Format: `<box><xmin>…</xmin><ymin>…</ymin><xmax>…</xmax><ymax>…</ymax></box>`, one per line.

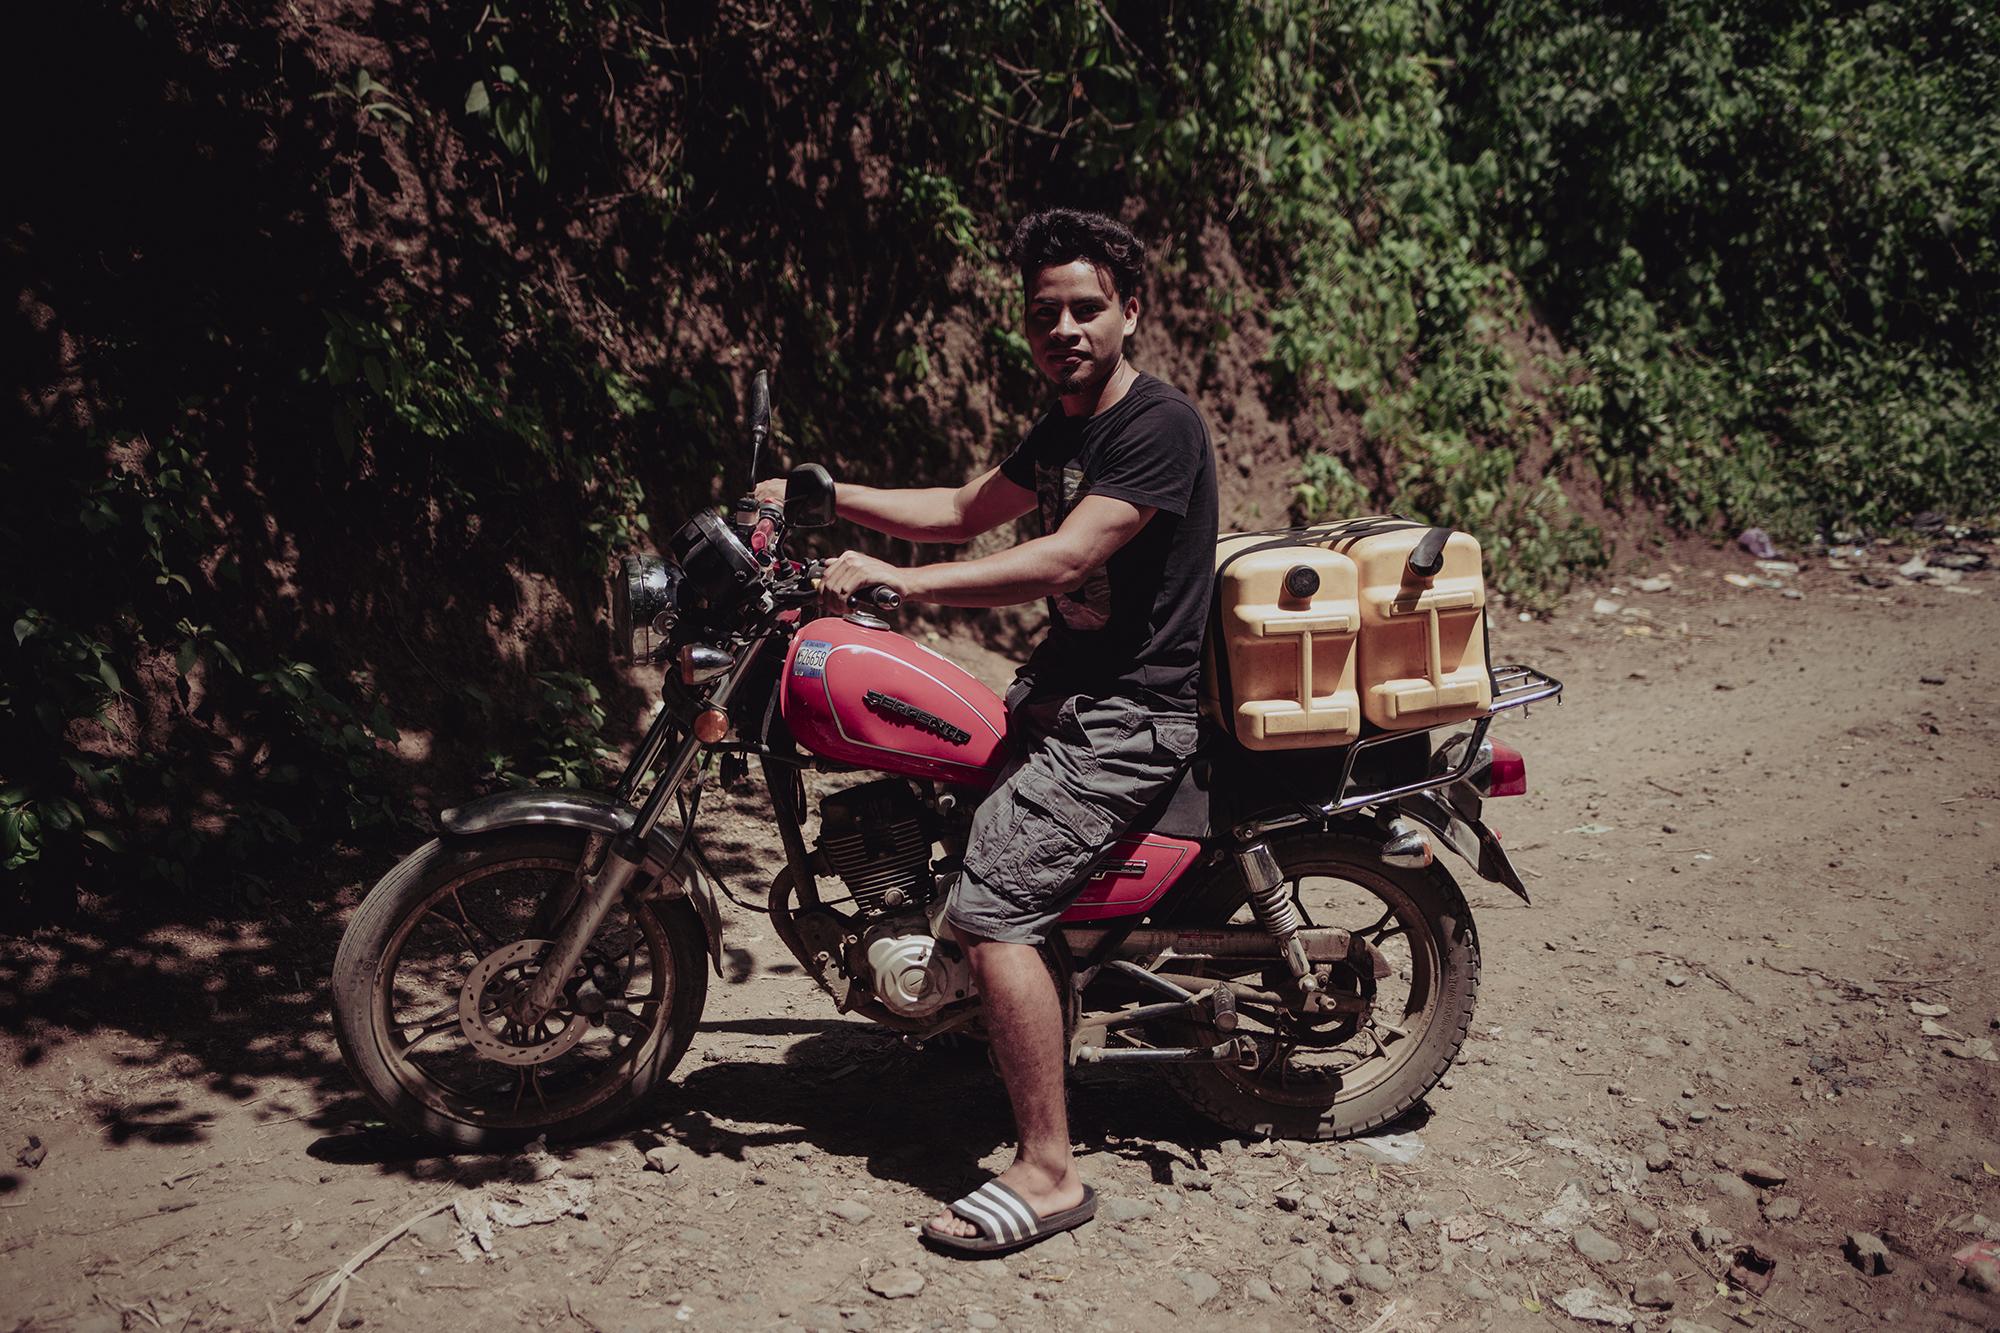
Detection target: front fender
<box><xmin>1397</xmin><ymin>789</ymin><xmax>1531</xmax><ymax>903</ymax></box>
<box><xmin>437</xmin><ymin>788</ymin><xmax>724</xmax><ymax>974</ymax></box>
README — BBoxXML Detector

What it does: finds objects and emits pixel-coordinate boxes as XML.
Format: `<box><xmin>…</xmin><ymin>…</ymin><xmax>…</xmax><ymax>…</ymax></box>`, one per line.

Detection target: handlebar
<box><xmin>851</xmin><ymin>585</ymin><xmax>901</xmax><ymax>611</ymax></box>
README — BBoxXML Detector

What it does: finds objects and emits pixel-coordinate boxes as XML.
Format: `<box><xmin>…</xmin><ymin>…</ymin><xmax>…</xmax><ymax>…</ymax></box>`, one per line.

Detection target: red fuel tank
<box><xmin>780</xmin><ymin>617</ymin><xmax>1007</xmax><ymax>785</ymax></box>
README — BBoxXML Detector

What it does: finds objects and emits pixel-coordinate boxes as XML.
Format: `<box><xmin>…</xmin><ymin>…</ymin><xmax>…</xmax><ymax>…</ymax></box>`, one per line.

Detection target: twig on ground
<box><xmin>295</xmin><ymin>1199</ymin><xmax>452</xmax><ymax>1323</ymax></box>
<box><xmin>1646</xmin><ymin>777</ymin><xmax>1687</xmax><ymax>798</ymax></box>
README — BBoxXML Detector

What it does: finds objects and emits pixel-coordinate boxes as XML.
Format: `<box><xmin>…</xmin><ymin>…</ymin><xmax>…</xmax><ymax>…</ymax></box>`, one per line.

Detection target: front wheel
<box><xmin>1159</xmin><ymin>830</ymin><xmax>1479</xmax><ymax>1141</ymax></box>
<box><xmin>331</xmin><ymin>829</ymin><xmax>709</xmax><ymax>1150</ymax></box>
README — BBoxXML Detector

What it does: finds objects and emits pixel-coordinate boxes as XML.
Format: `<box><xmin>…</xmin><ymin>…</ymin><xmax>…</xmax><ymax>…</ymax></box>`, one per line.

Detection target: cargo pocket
<box><xmin>1152</xmin><ymin>716</ymin><xmax>1200</xmax><ymax>762</ymax></box>
<box><xmin>1012</xmin><ymin>766</ymin><xmax>1116</xmax><ymax>857</ymax></box>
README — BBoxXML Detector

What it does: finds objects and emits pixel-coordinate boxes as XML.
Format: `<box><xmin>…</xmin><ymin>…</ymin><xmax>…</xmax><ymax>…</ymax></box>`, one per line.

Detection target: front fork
<box><xmin>515</xmin><ymin>639</ymin><xmax>765</xmax><ymax>1022</ymax></box>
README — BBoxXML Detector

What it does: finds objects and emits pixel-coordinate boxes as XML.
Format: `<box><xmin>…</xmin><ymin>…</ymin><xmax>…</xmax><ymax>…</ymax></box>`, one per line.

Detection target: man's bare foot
<box><xmin>926</xmin><ymin>1159</ymin><xmax>1086</xmax><ymax>1240</ymax></box>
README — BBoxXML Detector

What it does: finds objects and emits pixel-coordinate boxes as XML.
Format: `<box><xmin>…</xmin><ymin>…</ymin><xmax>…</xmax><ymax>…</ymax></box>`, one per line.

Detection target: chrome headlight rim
<box><xmin>613</xmin><ymin>554</ymin><xmax>680</xmax><ymax>662</ymax></box>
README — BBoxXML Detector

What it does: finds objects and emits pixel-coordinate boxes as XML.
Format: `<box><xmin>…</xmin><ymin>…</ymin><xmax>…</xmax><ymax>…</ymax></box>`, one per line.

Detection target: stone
<box><xmin>643</xmin><ymin>1145</ymin><xmax>684</xmax><ymax>1173</ymax></box>
<box><xmin>1947</xmin><ymin>1212</ymin><xmax>2000</xmax><ymax>1239</ymax></box>
<box><xmin>1245</xmin><ymin>1277</ymin><xmax>1278</xmax><ymax>1304</ymax></box>
<box><xmin>1738</xmin><ymin>1158</ymin><xmax>1787</xmax><ymax>1186</ymax></box>
<box><xmin>1692</xmin><ymin>1226</ymin><xmax>1733</xmax><ymax>1252</ymax></box>
<box><xmin>967</xmin><ymin>1313</ymin><xmax>1000</xmax><ymax>1330</ymax></box>
<box><xmin>1667</xmin><ymin>1322</ymin><xmax>1723</xmax><ymax>1333</ymax></box>
<box><xmin>1462</xmin><ymin>1275</ymin><xmax>1495</xmax><ymax>1302</ymax></box>
<box><xmin>1762</xmin><ymin>1196</ymin><xmax>1802</xmax><ymax>1222</ymax></box>
<box><xmin>1313</xmin><ymin>1257</ymin><xmax>1352</xmax><ymax>1292</ymax></box>
<box><xmin>1709</xmin><ymin>1172</ymin><xmax>1756</xmax><ymax>1202</ymax></box>
<box><xmin>1644</xmin><ymin>1143</ymin><xmax>1673</xmax><ymax>1172</ymax></box>
<box><xmin>829</xmin><ymin>1200</ymin><xmax>875</xmax><ymax>1224</ymax></box>
<box><xmin>1101</xmin><ymin>1196</ymin><xmax>1154</xmax><ymax>1225</ymax></box>
<box><xmin>1305</xmin><ymin>1154</ymin><xmax>1342</xmax><ymax>1176</ymax></box>
<box><xmin>865</xmin><ymin>1269</ymin><xmax>925</xmax><ymax>1300</ymax></box>
<box><xmin>1171</xmin><ymin>1162</ymin><xmax>1213</xmax><ymax>1191</ymax></box>
<box><xmin>1632</xmin><ymin>1271</ymin><xmax>1677</xmax><ymax>1309</ymax></box>
<box><xmin>1402</xmin><ymin>1209</ymin><xmax>1433</xmax><ymax>1232</ymax></box>
<box><xmin>1269</xmin><ymin>1259</ymin><xmax>1313</xmax><ymax>1293</ymax></box>
<box><xmin>1214</xmin><ymin>1183</ymin><xmax>1255</xmax><ymax>1209</ymax></box>
<box><xmin>1574</xmin><ymin>1227</ymin><xmax>1625</xmax><ymax>1264</ymax></box>
<box><xmin>1555</xmin><ymin>1286</ymin><xmax>1636</xmax><ymax>1326</ymax></box>
<box><xmin>1273</xmin><ymin>1187</ymin><xmax>1305</xmax><ymax>1212</ymax></box>
<box><xmin>1623</xmin><ymin>1201</ymin><xmax>1662</xmax><ymax>1234</ymax></box>
<box><xmin>1844</xmin><ymin>1232</ymin><xmax>1894</xmax><ymax>1276</ymax></box>
<box><xmin>1360</xmin><ymin>1235</ymin><xmax>1390</xmax><ymax>1264</ymax></box>
<box><xmin>1354</xmin><ymin>1263</ymin><xmax>1395</xmax><ymax>1294</ymax></box>
<box><xmin>1173</xmin><ymin>1269</ymin><xmax>1221</xmax><ymax>1307</ymax></box>
<box><xmin>1962</xmin><ymin>1254</ymin><xmax>2000</xmax><ymax>1294</ymax></box>
<box><xmin>1666</xmin><ymin>974</ymin><xmax>1690</xmax><ymax>988</ymax></box>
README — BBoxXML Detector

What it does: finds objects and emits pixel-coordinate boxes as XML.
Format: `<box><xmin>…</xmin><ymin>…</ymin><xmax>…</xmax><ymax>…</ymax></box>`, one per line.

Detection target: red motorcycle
<box><xmin>331</xmin><ymin>374</ymin><xmax>1562</xmax><ymax>1147</ymax></box>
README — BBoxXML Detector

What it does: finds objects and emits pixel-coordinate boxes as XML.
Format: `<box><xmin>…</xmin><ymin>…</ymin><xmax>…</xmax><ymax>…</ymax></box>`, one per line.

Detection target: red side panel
<box><xmin>1059</xmin><ymin>834</ymin><xmax>1202</xmax><ymax>923</ymax></box>
<box><xmin>781</xmin><ymin>617</ymin><xmax>1007</xmax><ymax>785</ymax></box>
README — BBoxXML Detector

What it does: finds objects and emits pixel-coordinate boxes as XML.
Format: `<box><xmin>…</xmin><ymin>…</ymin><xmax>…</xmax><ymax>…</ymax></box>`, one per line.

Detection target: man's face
<box><xmin>1024</xmin><ymin>260</ymin><xmax>1139</xmax><ymax>398</ymax></box>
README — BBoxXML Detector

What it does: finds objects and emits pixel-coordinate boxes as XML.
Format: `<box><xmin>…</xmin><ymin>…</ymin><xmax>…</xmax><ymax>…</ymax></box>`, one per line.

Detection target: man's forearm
<box><xmin>901</xmin><ymin>535</ymin><xmax>1088</xmax><ymax>609</ymax></box>
<box><xmin>837</xmin><ymin>483</ymin><xmax>970</xmax><ymax>543</ymax></box>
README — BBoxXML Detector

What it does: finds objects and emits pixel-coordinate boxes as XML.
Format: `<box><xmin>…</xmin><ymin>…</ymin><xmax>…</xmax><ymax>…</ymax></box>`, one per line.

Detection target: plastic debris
<box><xmin>1632</xmin><ymin>576</ymin><xmax>1673</xmax><ymax>593</ymax></box>
<box><xmin>1348</xmin><ymin>1131</ymin><xmax>1425</xmax><ymax>1165</ymax></box>
<box><xmin>1954</xmin><ymin>1239</ymin><xmax>2000</xmax><ymax>1293</ymax></box>
<box><xmin>1555</xmin><ymin>1286</ymin><xmax>1635</xmax><ymax>1326</ymax></box>
<box><xmin>452</xmin><ymin>1178</ymin><xmax>594</xmax><ymax>1261</ymax></box>
<box><xmin>1566</xmin><ymin>824</ymin><xmax>1615</xmax><ymax>836</ymax></box>
<box><xmin>1592</xmin><ymin>597</ymin><xmax>1623</xmax><ymax>616</ymax></box>
<box><xmin>1754</xmin><ymin>560</ymin><xmax>1801</xmax><ymax>577</ymax></box>
<box><xmin>1737</xmin><ymin>528</ymin><xmax>1779</xmax><ymax>559</ymax></box>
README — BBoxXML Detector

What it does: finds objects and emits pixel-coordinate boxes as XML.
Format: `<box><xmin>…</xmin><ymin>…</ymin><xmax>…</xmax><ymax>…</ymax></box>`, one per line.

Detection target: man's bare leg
<box><xmin>926</xmin><ymin>934</ymin><xmax>1086</xmax><ymax>1238</ymax></box>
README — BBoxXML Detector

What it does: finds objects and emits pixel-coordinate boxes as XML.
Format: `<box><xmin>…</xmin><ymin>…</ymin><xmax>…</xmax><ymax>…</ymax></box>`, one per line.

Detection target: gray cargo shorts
<box><xmin>946</xmin><ymin>685</ymin><xmax>1198</xmax><ymax>947</ymax></box>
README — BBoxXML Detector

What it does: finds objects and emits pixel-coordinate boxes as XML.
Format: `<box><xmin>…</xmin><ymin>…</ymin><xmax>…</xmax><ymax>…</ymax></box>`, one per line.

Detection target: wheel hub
<box><xmin>457</xmin><ymin>938</ymin><xmax>590</xmax><ymax>1066</ymax></box>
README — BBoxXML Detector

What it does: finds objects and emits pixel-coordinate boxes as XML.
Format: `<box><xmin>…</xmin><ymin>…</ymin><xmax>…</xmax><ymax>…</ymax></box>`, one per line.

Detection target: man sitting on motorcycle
<box><xmin>759</xmin><ymin>207</ymin><xmax>1218</xmax><ymax>1254</ymax></box>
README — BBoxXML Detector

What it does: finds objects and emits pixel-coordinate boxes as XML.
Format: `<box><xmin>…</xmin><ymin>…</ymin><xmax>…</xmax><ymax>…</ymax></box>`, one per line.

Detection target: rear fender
<box><xmin>437</xmin><ymin>788</ymin><xmax>724</xmax><ymax>973</ymax></box>
<box><xmin>1396</xmin><ymin>789</ymin><xmax>1530</xmax><ymax>903</ymax></box>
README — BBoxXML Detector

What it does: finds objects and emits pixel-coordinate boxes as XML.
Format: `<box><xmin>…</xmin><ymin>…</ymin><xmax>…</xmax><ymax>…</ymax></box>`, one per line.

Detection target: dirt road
<box><xmin>5</xmin><ymin>543</ymin><xmax>1999</xmax><ymax>1332</ymax></box>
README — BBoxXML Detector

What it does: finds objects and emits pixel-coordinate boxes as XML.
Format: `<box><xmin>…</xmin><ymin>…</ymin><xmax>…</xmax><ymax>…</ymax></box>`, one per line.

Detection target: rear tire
<box><xmin>332</xmin><ymin>830</ymin><xmax>709</xmax><ymax>1150</ymax></box>
<box><xmin>1159</xmin><ymin>830</ymin><xmax>1479</xmax><ymax>1141</ymax></box>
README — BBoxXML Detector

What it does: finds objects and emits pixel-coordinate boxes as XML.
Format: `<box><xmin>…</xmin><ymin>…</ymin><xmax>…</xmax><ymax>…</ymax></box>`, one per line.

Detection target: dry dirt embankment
<box><xmin>3</xmin><ymin>543</ymin><xmax>1998</xmax><ymax>1332</ymax></box>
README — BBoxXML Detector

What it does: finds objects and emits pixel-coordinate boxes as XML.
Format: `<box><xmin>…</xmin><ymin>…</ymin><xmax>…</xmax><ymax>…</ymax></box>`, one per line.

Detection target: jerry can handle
<box><xmin>1407</xmin><ymin>526</ymin><xmax>1452</xmax><ymax>578</ymax></box>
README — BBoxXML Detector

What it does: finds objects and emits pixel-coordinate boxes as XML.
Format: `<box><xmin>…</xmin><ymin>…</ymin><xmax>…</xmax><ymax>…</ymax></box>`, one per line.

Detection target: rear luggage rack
<box><xmin>1234</xmin><ymin>663</ymin><xmax>1563</xmax><ymax>838</ymax></box>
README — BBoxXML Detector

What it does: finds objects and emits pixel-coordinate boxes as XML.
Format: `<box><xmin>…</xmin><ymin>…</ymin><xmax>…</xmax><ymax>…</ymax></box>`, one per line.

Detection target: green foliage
<box><xmin>482</xmin><ymin>672</ymin><xmax>619</xmax><ymax>791</ymax></box>
<box><xmin>1451</xmin><ymin>0</ymin><xmax>2000</xmax><ymax>534</ymax></box>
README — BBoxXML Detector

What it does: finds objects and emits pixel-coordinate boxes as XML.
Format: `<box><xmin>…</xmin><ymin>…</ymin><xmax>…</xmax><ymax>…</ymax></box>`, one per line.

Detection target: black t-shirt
<box><xmin>998</xmin><ymin>372</ymin><xmax>1218</xmax><ymax>712</ymax></box>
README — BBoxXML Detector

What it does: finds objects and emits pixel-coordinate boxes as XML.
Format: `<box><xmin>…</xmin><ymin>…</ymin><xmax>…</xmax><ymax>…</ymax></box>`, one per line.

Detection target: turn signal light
<box><xmin>693</xmin><ymin>708</ymin><xmax>730</xmax><ymax>744</ymax></box>
<box><xmin>1487</xmin><ymin>741</ymin><xmax>1527</xmax><ymax>797</ymax></box>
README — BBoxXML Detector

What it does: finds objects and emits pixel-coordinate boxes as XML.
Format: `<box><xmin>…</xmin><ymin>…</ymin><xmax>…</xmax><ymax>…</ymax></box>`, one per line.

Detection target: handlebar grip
<box><xmin>852</xmin><ymin>585</ymin><xmax>901</xmax><ymax>611</ymax></box>
<box><xmin>1407</xmin><ymin>526</ymin><xmax>1452</xmax><ymax>579</ymax></box>
<box><xmin>748</xmin><ymin>513</ymin><xmax>778</xmax><ymax>557</ymax></box>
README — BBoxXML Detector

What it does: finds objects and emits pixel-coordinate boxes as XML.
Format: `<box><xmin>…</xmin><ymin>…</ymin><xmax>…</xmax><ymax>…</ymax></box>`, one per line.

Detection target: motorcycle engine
<box><xmin>859</xmin><ymin>912</ymin><xmax>973</xmax><ymax>1018</ymax></box>
<box><xmin>815</xmin><ymin>778</ymin><xmax>938</xmax><ymax>916</ymax></box>
<box><xmin>812</xmin><ymin>778</ymin><xmax>972</xmax><ymax>1019</ymax></box>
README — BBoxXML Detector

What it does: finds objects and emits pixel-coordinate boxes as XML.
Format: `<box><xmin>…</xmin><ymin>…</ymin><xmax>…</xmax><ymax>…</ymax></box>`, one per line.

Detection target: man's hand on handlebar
<box><xmin>752</xmin><ymin>478</ymin><xmax>787</xmax><ymax>507</ymax></box>
<box><xmin>819</xmin><ymin>550</ymin><xmax>907</xmax><ymax>612</ymax></box>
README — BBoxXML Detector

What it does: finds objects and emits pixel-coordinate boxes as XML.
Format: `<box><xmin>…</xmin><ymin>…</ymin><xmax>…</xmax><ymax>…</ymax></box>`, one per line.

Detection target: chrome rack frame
<box><xmin>1234</xmin><ymin>664</ymin><xmax>1563</xmax><ymax>840</ymax></box>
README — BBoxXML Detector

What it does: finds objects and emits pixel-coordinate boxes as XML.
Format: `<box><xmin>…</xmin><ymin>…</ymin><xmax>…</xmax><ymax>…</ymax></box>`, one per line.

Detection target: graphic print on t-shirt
<box><xmin>1036</xmin><ymin>463</ymin><xmax>1112</xmax><ymax>631</ymax></box>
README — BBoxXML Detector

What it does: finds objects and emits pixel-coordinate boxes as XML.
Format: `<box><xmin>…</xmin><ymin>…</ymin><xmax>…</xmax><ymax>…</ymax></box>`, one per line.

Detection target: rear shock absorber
<box><xmin>1234</xmin><ymin>842</ymin><xmax>1318</xmax><ymax>993</ymax></box>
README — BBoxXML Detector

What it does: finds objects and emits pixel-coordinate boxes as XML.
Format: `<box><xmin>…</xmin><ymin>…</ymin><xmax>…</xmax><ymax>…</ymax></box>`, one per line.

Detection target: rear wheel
<box><xmin>331</xmin><ymin>830</ymin><xmax>709</xmax><ymax>1150</ymax></box>
<box><xmin>1159</xmin><ymin>830</ymin><xmax>1479</xmax><ymax>1140</ymax></box>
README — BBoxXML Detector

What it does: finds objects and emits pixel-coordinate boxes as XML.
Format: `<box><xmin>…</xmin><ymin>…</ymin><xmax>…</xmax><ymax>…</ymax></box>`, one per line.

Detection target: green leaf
<box><xmin>13</xmin><ymin>617</ymin><xmax>35</xmax><ymax>645</ymax></box>
<box><xmin>465</xmin><ymin>81</ymin><xmax>490</xmax><ymax>114</ymax></box>
<box><xmin>82</xmin><ymin>828</ymin><xmax>123</xmax><ymax>853</ymax></box>
<box><xmin>175</xmin><ymin>640</ymin><xmax>197</xmax><ymax>675</ymax></box>
<box><xmin>97</xmin><ymin>659</ymin><xmax>122</xmax><ymax>693</ymax></box>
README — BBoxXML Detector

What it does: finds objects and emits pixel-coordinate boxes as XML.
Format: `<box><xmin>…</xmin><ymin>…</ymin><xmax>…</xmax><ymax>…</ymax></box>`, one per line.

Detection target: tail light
<box><xmin>1486</xmin><ymin>740</ymin><xmax>1527</xmax><ymax>797</ymax></box>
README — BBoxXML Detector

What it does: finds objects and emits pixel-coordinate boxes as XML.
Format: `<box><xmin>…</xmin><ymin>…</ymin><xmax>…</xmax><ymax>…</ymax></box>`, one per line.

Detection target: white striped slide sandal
<box><xmin>921</xmin><ymin>1180</ymin><xmax>1097</xmax><ymax>1257</ymax></box>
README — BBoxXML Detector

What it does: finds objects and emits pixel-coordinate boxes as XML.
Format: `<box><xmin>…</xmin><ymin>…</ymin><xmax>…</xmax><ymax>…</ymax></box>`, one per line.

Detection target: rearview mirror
<box><xmin>784</xmin><ymin>464</ymin><xmax>836</xmax><ymax>528</ymax></box>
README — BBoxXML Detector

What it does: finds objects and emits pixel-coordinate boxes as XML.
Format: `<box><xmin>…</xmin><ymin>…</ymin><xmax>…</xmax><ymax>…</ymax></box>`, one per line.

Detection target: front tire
<box><xmin>331</xmin><ymin>829</ymin><xmax>709</xmax><ymax>1150</ymax></box>
<box><xmin>1160</xmin><ymin>830</ymin><xmax>1479</xmax><ymax>1141</ymax></box>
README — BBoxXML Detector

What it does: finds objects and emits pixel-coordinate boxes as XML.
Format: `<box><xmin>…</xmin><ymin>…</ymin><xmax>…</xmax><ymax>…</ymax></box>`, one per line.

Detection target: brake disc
<box><xmin>457</xmin><ymin>938</ymin><xmax>591</xmax><ymax>1067</ymax></box>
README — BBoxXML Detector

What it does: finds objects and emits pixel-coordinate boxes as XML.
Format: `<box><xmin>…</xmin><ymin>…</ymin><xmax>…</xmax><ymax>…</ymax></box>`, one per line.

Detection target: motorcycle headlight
<box><xmin>612</xmin><ymin>555</ymin><xmax>681</xmax><ymax>662</ymax></box>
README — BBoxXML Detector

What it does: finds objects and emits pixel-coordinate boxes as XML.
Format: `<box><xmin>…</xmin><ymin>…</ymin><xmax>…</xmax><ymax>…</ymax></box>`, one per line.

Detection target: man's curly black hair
<box><xmin>1006</xmin><ymin>208</ymin><xmax>1146</xmax><ymax>305</ymax></box>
